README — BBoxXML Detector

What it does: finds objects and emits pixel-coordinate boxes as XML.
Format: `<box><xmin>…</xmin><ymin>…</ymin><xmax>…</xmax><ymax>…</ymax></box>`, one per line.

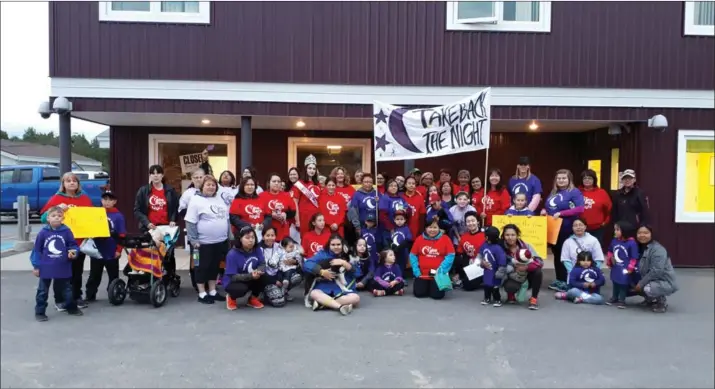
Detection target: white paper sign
<box><xmin>179</xmin><ymin>152</ymin><xmax>204</xmax><ymax>174</ymax></box>
<box><xmin>463</xmin><ymin>263</ymin><xmax>485</xmax><ymax>281</ymax></box>
<box><xmin>373</xmin><ymin>88</ymin><xmax>491</xmax><ymax>161</ymax></box>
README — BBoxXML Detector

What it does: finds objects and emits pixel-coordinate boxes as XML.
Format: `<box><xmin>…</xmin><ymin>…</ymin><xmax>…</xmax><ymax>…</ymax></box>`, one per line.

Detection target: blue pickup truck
<box><xmin>0</xmin><ymin>165</ymin><xmax>108</xmax><ymax>217</ymax></box>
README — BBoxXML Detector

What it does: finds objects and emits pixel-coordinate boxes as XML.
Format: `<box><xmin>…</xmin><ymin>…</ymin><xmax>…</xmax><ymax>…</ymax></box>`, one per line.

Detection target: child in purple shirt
<box><xmin>372</xmin><ymin>249</ymin><xmax>405</xmax><ymax>296</ymax></box>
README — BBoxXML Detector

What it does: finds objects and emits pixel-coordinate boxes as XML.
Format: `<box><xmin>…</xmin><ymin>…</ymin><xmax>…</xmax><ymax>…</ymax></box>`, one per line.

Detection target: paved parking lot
<box><xmin>1</xmin><ymin>269</ymin><xmax>713</xmax><ymax>388</ymax></box>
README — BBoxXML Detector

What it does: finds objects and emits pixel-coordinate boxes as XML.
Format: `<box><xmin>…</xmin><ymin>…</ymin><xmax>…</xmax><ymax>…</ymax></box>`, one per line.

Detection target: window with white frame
<box><xmin>98</xmin><ymin>1</ymin><xmax>210</xmax><ymax>24</ymax></box>
<box><xmin>675</xmin><ymin>130</ymin><xmax>715</xmax><ymax>223</ymax></box>
<box><xmin>684</xmin><ymin>1</ymin><xmax>714</xmax><ymax>36</ymax></box>
<box><xmin>446</xmin><ymin>1</ymin><xmax>551</xmax><ymax>33</ymax></box>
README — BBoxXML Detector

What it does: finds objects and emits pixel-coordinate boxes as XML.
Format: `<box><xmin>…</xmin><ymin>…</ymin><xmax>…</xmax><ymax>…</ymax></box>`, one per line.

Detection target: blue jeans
<box><xmin>612</xmin><ymin>283</ymin><xmax>628</xmax><ymax>302</ymax></box>
<box><xmin>566</xmin><ymin>288</ymin><xmax>604</xmax><ymax>304</ymax></box>
<box><xmin>36</xmin><ymin>278</ymin><xmax>75</xmax><ymax>314</ymax></box>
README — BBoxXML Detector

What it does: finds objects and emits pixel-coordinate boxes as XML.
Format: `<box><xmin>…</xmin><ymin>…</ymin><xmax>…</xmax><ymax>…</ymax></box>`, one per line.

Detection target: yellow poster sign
<box><xmin>491</xmin><ymin>215</ymin><xmax>547</xmax><ymax>258</ymax></box>
<box><xmin>64</xmin><ymin>207</ymin><xmax>111</xmax><ymax>239</ymax></box>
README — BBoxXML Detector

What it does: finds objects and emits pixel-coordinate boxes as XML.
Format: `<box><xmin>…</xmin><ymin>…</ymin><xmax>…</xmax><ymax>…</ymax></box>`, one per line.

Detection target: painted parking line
<box><xmin>1</xmin><ymin>242</ymin><xmax>15</xmax><ymax>252</ymax></box>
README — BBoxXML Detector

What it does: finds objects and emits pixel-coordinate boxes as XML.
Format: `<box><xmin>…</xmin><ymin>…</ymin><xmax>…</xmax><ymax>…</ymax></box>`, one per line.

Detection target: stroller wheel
<box><xmin>149</xmin><ymin>280</ymin><xmax>167</xmax><ymax>308</ymax></box>
<box><xmin>107</xmin><ymin>279</ymin><xmax>127</xmax><ymax>306</ymax></box>
<box><xmin>169</xmin><ymin>279</ymin><xmax>181</xmax><ymax>298</ymax></box>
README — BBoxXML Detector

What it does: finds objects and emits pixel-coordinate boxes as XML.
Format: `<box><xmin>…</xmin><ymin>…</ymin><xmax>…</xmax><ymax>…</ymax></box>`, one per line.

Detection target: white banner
<box><xmin>179</xmin><ymin>152</ymin><xmax>204</xmax><ymax>174</ymax></box>
<box><xmin>373</xmin><ymin>88</ymin><xmax>491</xmax><ymax>161</ymax></box>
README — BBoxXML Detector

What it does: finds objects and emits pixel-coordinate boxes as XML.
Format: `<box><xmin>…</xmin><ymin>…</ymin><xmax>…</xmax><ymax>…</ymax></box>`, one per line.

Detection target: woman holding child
<box><xmin>303</xmin><ymin>234</ymin><xmax>360</xmax><ymax>315</ymax></box>
<box><xmin>229</xmin><ymin>177</ymin><xmax>271</xmax><ymax>237</ymax></box>
<box><xmin>501</xmin><ymin>224</ymin><xmax>544</xmax><ymax>310</ymax></box>
<box><xmin>260</xmin><ymin>173</ymin><xmax>295</xmax><ymax>241</ymax></box>
<box><xmin>40</xmin><ymin>172</ymin><xmax>95</xmax><ymax>310</ymax></box>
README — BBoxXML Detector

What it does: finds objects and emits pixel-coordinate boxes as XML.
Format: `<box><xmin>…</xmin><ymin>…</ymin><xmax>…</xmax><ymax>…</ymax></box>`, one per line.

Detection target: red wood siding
<box><xmin>50</xmin><ymin>1</ymin><xmax>713</xmax><ymax>90</ymax></box>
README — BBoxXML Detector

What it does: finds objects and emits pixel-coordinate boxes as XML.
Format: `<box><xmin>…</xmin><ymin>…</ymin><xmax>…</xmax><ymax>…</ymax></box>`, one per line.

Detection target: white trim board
<box><xmin>674</xmin><ymin>129</ymin><xmax>715</xmax><ymax>224</ymax></box>
<box><xmin>287</xmin><ymin>137</ymin><xmax>372</xmax><ymax>173</ymax></box>
<box><xmin>50</xmin><ymin>78</ymin><xmax>715</xmax><ymax>109</ymax></box>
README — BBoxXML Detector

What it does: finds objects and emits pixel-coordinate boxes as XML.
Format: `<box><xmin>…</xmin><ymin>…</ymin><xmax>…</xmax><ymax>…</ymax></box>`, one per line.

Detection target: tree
<box><xmin>0</xmin><ymin>130</ymin><xmax>8</xmax><ymax>140</ymax></box>
<box><xmin>14</xmin><ymin>127</ymin><xmax>110</xmax><ymax>173</ymax></box>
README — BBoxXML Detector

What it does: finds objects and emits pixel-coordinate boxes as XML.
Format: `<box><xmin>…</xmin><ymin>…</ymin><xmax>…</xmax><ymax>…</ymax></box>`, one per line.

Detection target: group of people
<box><xmin>29</xmin><ymin>153</ymin><xmax>679</xmax><ymax>322</ymax></box>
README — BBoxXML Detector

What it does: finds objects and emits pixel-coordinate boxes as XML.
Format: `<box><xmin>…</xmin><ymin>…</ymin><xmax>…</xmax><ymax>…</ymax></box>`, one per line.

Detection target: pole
<box><xmin>16</xmin><ymin>196</ymin><xmax>29</xmax><ymax>241</ymax></box>
<box><xmin>58</xmin><ymin>113</ymin><xmax>72</xmax><ymax>174</ymax></box>
<box><xmin>404</xmin><ymin>160</ymin><xmax>415</xmax><ymax>176</ymax></box>
<box><xmin>374</xmin><ymin>157</ymin><xmax>379</xmax><ymax>228</ymax></box>
<box><xmin>240</xmin><ymin>116</ymin><xmax>252</xmax><ymax>171</ymax></box>
<box><xmin>481</xmin><ymin>148</ymin><xmax>489</xmax><ymax>228</ymax></box>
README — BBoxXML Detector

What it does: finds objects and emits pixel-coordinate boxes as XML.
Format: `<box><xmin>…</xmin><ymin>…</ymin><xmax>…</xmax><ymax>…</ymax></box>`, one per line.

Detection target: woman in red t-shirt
<box><xmin>259</xmin><ymin>173</ymin><xmax>296</xmax><ymax>242</ymax></box>
<box><xmin>456</xmin><ymin>211</ymin><xmax>486</xmax><ymax>290</ymax></box>
<box><xmin>319</xmin><ymin>179</ymin><xmax>348</xmax><ymax>237</ymax></box>
<box><xmin>578</xmin><ymin>169</ymin><xmax>612</xmax><ymax>245</ymax></box>
<box><xmin>401</xmin><ymin>176</ymin><xmax>426</xmax><ymax>240</ymax></box>
<box><xmin>291</xmin><ymin>155</ymin><xmax>321</xmax><ymax>239</ymax></box>
<box><xmin>472</xmin><ymin>168</ymin><xmax>511</xmax><ymax>226</ymax></box>
<box><xmin>329</xmin><ymin>166</ymin><xmax>355</xmax><ymax>206</ymax></box>
<box><xmin>301</xmin><ymin>213</ymin><xmax>331</xmax><ymax>259</ymax></box>
<box><xmin>40</xmin><ymin>172</ymin><xmax>95</xmax><ymax>308</ymax></box>
<box><xmin>409</xmin><ymin>216</ymin><xmax>455</xmax><ymax>300</ymax></box>
<box><xmin>229</xmin><ymin>177</ymin><xmax>269</xmax><ymax>235</ymax></box>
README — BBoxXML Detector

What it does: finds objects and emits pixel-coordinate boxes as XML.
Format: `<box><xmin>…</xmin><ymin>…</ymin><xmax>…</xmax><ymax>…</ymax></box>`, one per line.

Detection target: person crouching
<box><xmin>223</xmin><ymin>226</ymin><xmax>267</xmax><ymax>310</ymax></box>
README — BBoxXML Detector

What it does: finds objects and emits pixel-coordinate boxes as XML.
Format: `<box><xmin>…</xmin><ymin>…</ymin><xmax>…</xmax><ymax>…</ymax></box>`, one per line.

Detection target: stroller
<box><xmin>107</xmin><ymin>226</ymin><xmax>182</xmax><ymax>308</ymax></box>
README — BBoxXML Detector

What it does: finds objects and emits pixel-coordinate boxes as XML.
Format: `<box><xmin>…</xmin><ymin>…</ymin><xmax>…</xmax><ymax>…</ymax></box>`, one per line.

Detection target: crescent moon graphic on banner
<box><xmin>48</xmin><ymin>239</ymin><xmax>62</xmax><ymax>255</ymax></box>
<box><xmin>388</xmin><ymin>108</ymin><xmax>422</xmax><ymax>153</ymax></box>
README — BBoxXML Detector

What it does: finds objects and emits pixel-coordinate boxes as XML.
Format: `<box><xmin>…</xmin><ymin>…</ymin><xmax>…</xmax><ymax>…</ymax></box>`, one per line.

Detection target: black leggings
<box><xmin>413</xmin><ymin>277</ymin><xmax>445</xmax><ymax>300</ymax></box>
<box><xmin>195</xmin><ymin>241</ymin><xmax>228</xmax><ymax>284</ymax></box>
<box><xmin>550</xmin><ymin>230</ymin><xmax>570</xmax><ymax>282</ymax></box>
<box><xmin>85</xmin><ymin>258</ymin><xmax>120</xmax><ymax>298</ymax></box>
<box><xmin>503</xmin><ymin>269</ymin><xmax>543</xmax><ymax>299</ymax></box>
<box><xmin>56</xmin><ymin>251</ymin><xmax>86</xmax><ymax>303</ymax></box>
<box><xmin>225</xmin><ymin>276</ymin><xmax>266</xmax><ymax>299</ymax></box>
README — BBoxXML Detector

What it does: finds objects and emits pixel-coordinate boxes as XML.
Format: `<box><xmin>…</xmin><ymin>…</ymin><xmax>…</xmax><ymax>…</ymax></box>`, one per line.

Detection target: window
<box><xmin>98</xmin><ymin>1</ymin><xmax>210</xmax><ymax>24</ymax></box>
<box><xmin>684</xmin><ymin>1</ymin><xmax>715</xmax><ymax>36</ymax></box>
<box><xmin>675</xmin><ymin>130</ymin><xmax>715</xmax><ymax>223</ymax></box>
<box><xmin>446</xmin><ymin>1</ymin><xmax>551</xmax><ymax>33</ymax></box>
<box><xmin>610</xmin><ymin>149</ymin><xmax>620</xmax><ymax>191</ymax></box>
<box><xmin>148</xmin><ymin>134</ymin><xmax>236</xmax><ymax>193</ymax></box>
<box><xmin>287</xmin><ymin>138</ymin><xmax>372</xmax><ymax>178</ymax></box>
<box><xmin>18</xmin><ymin>169</ymin><xmax>33</xmax><ymax>183</ymax></box>
<box><xmin>42</xmin><ymin>168</ymin><xmax>60</xmax><ymax>181</ymax></box>
<box><xmin>1</xmin><ymin>170</ymin><xmax>13</xmax><ymax>184</ymax></box>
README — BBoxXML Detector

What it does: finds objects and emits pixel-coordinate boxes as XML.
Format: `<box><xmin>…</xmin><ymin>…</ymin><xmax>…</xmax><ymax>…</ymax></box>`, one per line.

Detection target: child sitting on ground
<box><xmin>30</xmin><ymin>206</ymin><xmax>83</xmax><ymax>321</ymax></box>
<box><xmin>279</xmin><ymin>237</ymin><xmax>304</xmax><ymax>302</ymax></box>
<box><xmin>372</xmin><ymin>249</ymin><xmax>405</xmax><ymax>296</ymax></box>
<box><xmin>505</xmin><ymin>193</ymin><xmax>534</xmax><ymax>216</ymax></box>
<box><xmin>479</xmin><ymin>226</ymin><xmax>508</xmax><ymax>307</ymax></box>
<box><xmin>352</xmin><ymin>238</ymin><xmax>375</xmax><ymax>291</ymax></box>
<box><xmin>555</xmin><ymin>251</ymin><xmax>606</xmax><ymax>304</ymax></box>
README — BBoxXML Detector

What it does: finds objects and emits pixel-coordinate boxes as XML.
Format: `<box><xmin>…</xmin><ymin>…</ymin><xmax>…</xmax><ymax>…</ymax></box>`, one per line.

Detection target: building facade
<box><xmin>49</xmin><ymin>1</ymin><xmax>714</xmax><ymax>266</ymax></box>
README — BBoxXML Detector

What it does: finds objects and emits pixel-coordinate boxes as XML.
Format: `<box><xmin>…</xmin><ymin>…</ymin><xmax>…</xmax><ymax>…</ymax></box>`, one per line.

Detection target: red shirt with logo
<box><xmin>260</xmin><ymin>190</ymin><xmax>295</xmax><ymax>241</ymax></box>
<box><xmin>229</xmin><ymin>196</ymin><xmax>265</xmax><ymax>233</ymax></box>
<box><xmin>401</xmin><ymin>191</ymin><xmax>426</xmax><ymax>239</ymax></box>
<box><xmin>415</xmin><ymin>185</ymin><xmax>428</xmax><ymax>198</ymax></box>
<box><xmin>472</xmin><ymin>188</ymin><xmax>511</xmax><ymax>226</ymax></box>
<box><xmin>579</xmin><ymin>186</ymin><xmax>613</xmax><ymax>230</ymax></box>
<box><xmin>40</xmin><ymin>192</ymin><xmax>93</xmax><ymax>245</ymax></box>
<box><xmin>410</xmin><ymin>234</ymin><xmax>454</xmax><ymax>279</ymax></box>
<box><xmin>334</xmin><ymin>185</ymin><xmax>355</xmax><ymax>206</ymax></box>
<box><xmin>452</xmin><ymin>183</ymin><xmax>470</xmax><ymax>196</ymax></box>
<box><xmin>457</xmin><ymin>231</ymin><xmax>486</xmax><ymax>260</ymax></box>
<box><xmin>147</xmin><ymin>187</ymin><xmax>169</xmax><ymax>225</ymax></box>
<box><xmin>301</xmin><ymin>229</ymin><xmax>331</xmax><ymax>259</ymax></box>
<box><xmin>319</xmin><ymin>192</ymin><xmax>347</xmax><ymax>237</ymax></box>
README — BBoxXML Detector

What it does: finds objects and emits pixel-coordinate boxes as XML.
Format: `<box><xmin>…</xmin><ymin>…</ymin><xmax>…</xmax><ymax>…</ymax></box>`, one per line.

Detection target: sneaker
<box><xmin>554</xmin><ymin>292</ymin><xmax>567</xmax><ymax>300</ymax></box>
<box><xmin>226</xmin><ymin>296</ymin><xmax>238</xmax><ymax>311</ymax></box>
<box><xmin>492</xmin><ymin>300</ymin><xmax>503</xmax><ymax>307</ymax></box>
<box><xmin>616</xmin><ymin>301</ymin><xmax>626</xmax><ymax>309</ymax></box>
<box><xmin>54</xmin><ymin>303</ymin><xmax>67</xmax><ymax>312</ymax></box>
<box><xmin>548</xmin><ymin>280</ymin><xmax>567</xmax><ymax>291</ymax></box>
<box><xmin>35</xmin><ymin>313</ymin><xmax>49</xmax><ymax>322</ymax></box>
<box><xmin>507</xmin><ymin>293</ymin><xmax>517</xmax><ymax>304</ymax></box>
<box><xmin>247</xmin><ymin>296</ymin><xmax>264</xmax><ymax>309</ymax></box>
<box><xmin>573</xmin><ymin>297</ymin><xmax>584</xmax><ymax>304</ymax></box>
<box><xmin>197</xmin><ymin>295</ymin><xmax>214</xmax><ymax>304</ymax></box>
<box><xmin>481</xmin><ymin>298</ymin><xmax>492</xmax><ymax>305</ymax></box>
<box><xmin>284</xmin><ymin>293</ymin><xmax>294</xmax><ymax>302</ymax></box>
<box><xmin>395</xmin><ymin>289</ymin><xmax>404</xmax><ymax>296</ymax></box>
<box><xmin>339</xmin><ymin>304</ymin><xmax>353</xmax><ymax>316</ymax></box>
<box><xmin>652</xmin><ymin>299</ymin><xmax>668</xmax><ymax>313</ymax></box>
<box><xmin>372</xmin><ymin>289</ymin><xmax>385</xmax><ymax>297</ymax></box>
<box><xmin>311</xmin><ymin>300</ymin><xmax>320</xmax><ymax>311</ymax></box>
<box><xmin>528</xmin><ymin>297</ymin><xmax>539</xmax><ymax>310</ymax></box>
<box><xmin>452</xmin><ymin>276</ymin><xmax>463</xmax><ymax>289</ymax></box>
<box><xmin>210</xmin><ymin>293</ymin><xmax>226</xmax><ymax>302</ymax></box>
<box><xmin>86</xmin><ymin>295</ymin><xmax>97</xmax><ymax>303</ymax></box>
<box><xmin>76</xmin><ymin>299</ymin><xmax>89</xmax><ymax>309</ymax></box>
<box><xmin>67</xmin><ymin>309</ymin><xmax>84</xmax><ymax>316</ymax></box>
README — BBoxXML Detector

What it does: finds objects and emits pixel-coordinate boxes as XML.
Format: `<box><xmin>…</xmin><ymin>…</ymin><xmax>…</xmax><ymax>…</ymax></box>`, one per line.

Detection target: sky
<box><xmin>1</xmin><ymin>1</ymin><xmax>107</xmax><ymax>139</ymax></box>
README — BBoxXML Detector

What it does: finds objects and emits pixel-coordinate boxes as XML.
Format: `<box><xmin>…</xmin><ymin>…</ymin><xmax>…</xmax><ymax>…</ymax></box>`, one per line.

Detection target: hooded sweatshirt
<box><xmin>348</xmin><ymin>188</ymin><xmax>380</xmax><ymax>229</ymax></box>
<box><xmin>473</xmin><ymin>188</ymin><xmax>511</xmax><ymax>226</ymax></box>
<box><xmin>319</xmin><ymin>191</ymin><xmax>347</xmax><ymax>236</ymax></box>
<box><xmin>579</xmin><ymin>186</ymin><xmax>612</xmax><ymax>230</ymax></box>
<box><xmin>378</xmin><ymin>192</ymin><xmax>410</xmax><ymax>231</ymax></box>
<box><xmin>94</xmin><ymin>207</ymin><xmax>127</xmax><ymax>260</ymax></box>
<box><xmin>223</xmin><ymin>246</ymin><xmax>266</xmax><ymax>286</ymax></box>
<box><xmin>607</xmin><ymin>237</ymin><xmax>639</xmax><ymax>285</ymax></box>
<box><xmin>426</xmin><ymin>203</ymin><xmax>454</xmax><ymax>232</ymax></box>
<box><xmin>544</xmin><ymin>188</ymin><xmax>585</xmax><ymax>235</ymax></box>
<box><xmin>409</xmin><ymin>231</ymin><xmax>455</xmax><ymax>279</ymax></box>
<box><xmin>478</xmin><ymin>242</ymin><xmax>507</xmax><ymax>287</ymax></box>
<box><xmin>39</xmin><ymin>191</ymin><xmax>93</xmax><ymax>245</ymax></box>
<box><xmin>505</xmin><ymin>206</ymin><xmax>533</xmax><ymax>216</ymax></box>
<box><xmin>449</xmin><ymin>204</ymin><xmax>477</xmax><ymax>237</ymax></box>
<box><xmin>260</xmin><ymin>241</ymin><xmax>284</xmax><ymax>277</ymax></box>
<box><xmin>401</xmin><ymin>191</ymin><xmax>426</xmax><ymax>238</ymax></box>
<box><xmin>560</xmin><ymin>232</ymin><xmax>605</xmax><ymax>273</ymax></box>
<box><xmin>30</xmin><ymin>224</ymin><xmax>79</xmax><ymax>279</ymax></box>
<box><xmin>373</xmin><ymin>263</ymin><xmax>404</xmax><ymax>288</ymax></box>
<box><xmin>361</xmin><ymin>225</ymin><xmax>380</xmax><ymax>267</ymax></box>
<box><xmin>568</xmin><ymin>265</ymin><xmax>606</xmax><ymax>294</ymax></box>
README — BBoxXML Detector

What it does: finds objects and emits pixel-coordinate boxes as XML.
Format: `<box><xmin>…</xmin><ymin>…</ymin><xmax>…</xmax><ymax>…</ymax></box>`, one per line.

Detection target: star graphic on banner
<box><xmin>373</xmin><ymin>109</ymin><xmax>388</xmax><ymax>125</ymax></box>
<box><xmin>375</xmin><ymin>134</ymin><xmax>390</xmax><ymax>152</ymax></box>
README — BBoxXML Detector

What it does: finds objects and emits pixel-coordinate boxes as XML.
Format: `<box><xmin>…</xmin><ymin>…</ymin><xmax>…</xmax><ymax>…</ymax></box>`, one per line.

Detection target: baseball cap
<box><xmin>101</xmin><ymin>190</ymin><xmax>117</xmax><ymax>199</ymax></box>
<box><xmin>621</xmin><ymin>169</ymin><xmax>636</xmax><ymax>179</ymax></box>
<box><xmin>429</xmin><ymin>192</ymin><xmax>440</xmax><ymax>204</ymax></box>
<box><xmin>366</xmin><ymin>213</ymin><xmax>377</xmax><ymax>222</ymax></box>
<box><xmin>409</xmin><ymin>168</ymin><xmax>422</xmax><ymax>175</ymax></box>
<box><xmin>518</xmin><ymin>156</ymin><xmax>530</xmax><ymax>165</ymax></box>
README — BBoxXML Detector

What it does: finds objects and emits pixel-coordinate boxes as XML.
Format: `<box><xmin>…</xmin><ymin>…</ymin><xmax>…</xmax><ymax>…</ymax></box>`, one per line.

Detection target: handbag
<box><xmin>435</xmin><ymin>271</ymin><xmax>454</xmax><ymax>292</ymax></box>
<box><xmin>79</xmin><ymin>238</ymin><xmax>102</xmax><ymax>259</ymax></box>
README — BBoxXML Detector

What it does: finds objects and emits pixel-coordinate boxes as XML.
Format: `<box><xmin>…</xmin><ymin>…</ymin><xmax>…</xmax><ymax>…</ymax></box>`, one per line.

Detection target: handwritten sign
<box><xmin>179</xmin><ymin>152</ymin><xmax>204</xmax><ymax>174</ymax></box>
<box><xmin>373</xmin><ymin>88</ymin><xmax>491</xmax><ymax>161</ymax></box>
<box><xmin>64</xmin><ymin>207</ymin><xmax>110</xmax><ymax>239</ymax></box>
<box><xmin>491</xmin><ymin>215</ymin><xmax>547</xmax><ymax>258</ymax></box>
